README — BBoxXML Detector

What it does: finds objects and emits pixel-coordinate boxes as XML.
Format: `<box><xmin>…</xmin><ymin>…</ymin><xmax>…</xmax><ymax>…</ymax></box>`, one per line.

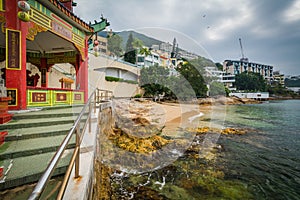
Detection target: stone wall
<box><xmin>92</xmin><ymin>106</ymin><xmax>115</xmax><ymax>199</ymax></box>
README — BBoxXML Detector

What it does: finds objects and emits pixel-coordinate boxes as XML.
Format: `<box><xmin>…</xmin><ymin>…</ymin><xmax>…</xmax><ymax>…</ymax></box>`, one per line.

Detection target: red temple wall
<box><xmin>5</xmin><ymin>1</ymin><xmax>27</xmax><ymax>110</ymax></box>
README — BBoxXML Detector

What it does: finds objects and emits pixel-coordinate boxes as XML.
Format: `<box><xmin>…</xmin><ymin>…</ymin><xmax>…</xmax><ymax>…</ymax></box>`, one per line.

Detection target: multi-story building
<box><xmin>273</xmin><ymin>70</ymin><xmax>285</xmax><ymax>86</ymax></box>
<box><xmin>137</xmin><ymin>50</ymin><xmax>160</xmax><ymax>68</ymax></box>
<box><xmin>89</xmin><ymin>34</ymin><xmax>109</xmax><ymax>55</ymax></box>
<box><xmin>97</xmin><ymin>36</ymin><xmax>108</xmax><ymax>55</ymax></box>
<box><xmin>221</xmin><ymin>73</ymin><xmax>236</xmax><ymax>90</ymax></box>
<box><xmin>204</xmin><ymin>66</ymin><xmax>223</xmax><ymax>81</ymax></box>
<box><xmin>204</xmin><ymin>66</ymin><xmax>236</xmax><ymax>91</ymax></box>
<box><xmin>223</xmin><ymin>60</ymin><xmax>274</xmax><ymax>83</ymax></box>
<box><xmin>159</xmin><ymin>42</ymin><xmax>173</xmax><ymax>54</ymax></box>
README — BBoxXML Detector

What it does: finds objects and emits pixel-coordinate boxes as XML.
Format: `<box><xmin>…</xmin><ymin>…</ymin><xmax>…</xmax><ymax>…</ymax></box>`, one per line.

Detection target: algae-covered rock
<box><xmin>186</xmin><ymin>126</ymin><xmax>248</xmax><ymax>135</ymax></box>
<box><xmin>158</xmin><ymin>184</ymin><xmax>194</xmax><ymax>200</ymax></box>
<box><xmin>108</xmin><ymin>127</ymin><xmax>171</xmax><ymax>154</ymax></box>
<box><xmin>221</xmin><ymin>128</ymin><xmax>246</xmax><ymax>135</ymax></box>
<box><xmin>131</xmin><ymin>186</ymin><xmax>168</xmax><ymax>200</ymax></box>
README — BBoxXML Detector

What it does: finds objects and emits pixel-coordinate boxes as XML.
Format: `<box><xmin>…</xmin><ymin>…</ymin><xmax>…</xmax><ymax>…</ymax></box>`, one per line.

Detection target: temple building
<box><xmin>0</xmin><ymin>0</ymin><xmax>108</xmax><ymax>110</ymax></box>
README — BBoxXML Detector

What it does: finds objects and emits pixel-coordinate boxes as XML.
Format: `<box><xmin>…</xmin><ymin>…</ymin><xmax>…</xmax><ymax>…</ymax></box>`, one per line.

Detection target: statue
<box><xmin>0</xmin><ymin>77</ymin><xmax>6</xmax><ymax>98</ymax></box>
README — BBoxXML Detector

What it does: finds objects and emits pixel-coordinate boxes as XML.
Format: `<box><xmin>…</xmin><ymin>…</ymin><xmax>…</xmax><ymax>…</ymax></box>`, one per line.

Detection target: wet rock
<box><xmin>186</xmin><ymin>126</ymin><xmax>248</xmax><ymax>135</ymax></box>
<box><xmin>131</xmin><ymin>186</ymin><xmax>167</xmax><ymax>200</ymax></box>
<box><xmin>106</xmin><ymin>127</ymin><xmax>171</xmax><ymax>154</ymax></box>
<box><xmin>221</xmin><ymin>128</ymin><xmax>246</xmax><ymax>135</ymax></box>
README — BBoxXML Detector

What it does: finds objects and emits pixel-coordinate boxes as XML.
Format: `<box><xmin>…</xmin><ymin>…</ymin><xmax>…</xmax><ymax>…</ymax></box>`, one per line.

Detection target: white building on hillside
<box><xmin>137</xmin><ymin>51</ymin><xmax>161</xmax><ymax>68</ymax></box>
<box><xmin>204</xmin><ymin>66</ymin><xmax>223</xmax><ymax>81</ymax></box>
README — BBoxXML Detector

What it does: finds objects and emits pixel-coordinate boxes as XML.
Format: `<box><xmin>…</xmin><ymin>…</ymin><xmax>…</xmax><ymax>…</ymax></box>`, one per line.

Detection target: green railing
<box><xmin>28</xmin><ymin>88</ymin><xmax>113</xmax><ymax>200</ymax></box>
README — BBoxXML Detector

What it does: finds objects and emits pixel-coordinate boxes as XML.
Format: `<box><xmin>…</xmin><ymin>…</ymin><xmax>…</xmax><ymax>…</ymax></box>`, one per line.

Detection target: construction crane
<box><xmin>239</xmin><ymin>38</ymin><xmax>248</xmax><ymax>62</ymax></box>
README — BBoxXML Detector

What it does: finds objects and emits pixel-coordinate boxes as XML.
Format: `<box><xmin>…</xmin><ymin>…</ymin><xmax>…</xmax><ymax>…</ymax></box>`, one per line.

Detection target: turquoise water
<box><xmin>220</xmin><ymin>100</ymin><xmax>300</xmax><ymax>199</ymax></box>
<box><xmin>109</xmin><ymin>100</ymin><xmax>300</xmax><ymax>199</ymax></box>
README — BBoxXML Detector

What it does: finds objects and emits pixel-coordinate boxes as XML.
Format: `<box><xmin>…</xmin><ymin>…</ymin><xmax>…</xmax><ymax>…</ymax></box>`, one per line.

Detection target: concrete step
<box><xmin>0</xmin><ymin>115</ymin><xmax>88</xmax><ymax>131</ymax></box>
<box><xmin>10</xmin><ymin>106</ymin><xmax>84</xmax><ymax>120</ymax></box>
<box><xmin>0</xmin><ymin>134</ymin><xmax>75</xmax><ymax>160</ymax></box>
<box><xmin>0</xmin><ymin>150</ymin><xmax>73</xmax><ymax>190</ymax></box>
<box><xmin>4</xmin><ymin>124</ymin><xmax>73</xmax><ymax>141</ymax></box>
<box><xmin>0</xmin><ymin>105</ymin><xmax>86</xmax><ymax>191</ymax></box>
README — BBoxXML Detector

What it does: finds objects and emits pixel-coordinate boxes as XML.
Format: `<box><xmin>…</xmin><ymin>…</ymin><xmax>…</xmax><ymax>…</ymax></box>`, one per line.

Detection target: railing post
<box><xmin>75</xmin><ymin>127</ymin><xmax>80</xmax><ymax>178</ymax></box>
<box><xmin>94</xmin><ymin>92</ymin><xmax>96</xmax><ymax>113</ymax></box>
<box><xmin>89</xmin><ymin>101</ymin><xmax>92</xmax><ymax>133</ymax></box>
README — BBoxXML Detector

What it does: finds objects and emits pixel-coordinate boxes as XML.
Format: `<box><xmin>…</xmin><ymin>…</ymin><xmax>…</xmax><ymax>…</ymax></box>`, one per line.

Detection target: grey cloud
<box><xmin>74</xmin><ymin>0</ymin><xmax>300</xmax><ymax>75</ymax></box>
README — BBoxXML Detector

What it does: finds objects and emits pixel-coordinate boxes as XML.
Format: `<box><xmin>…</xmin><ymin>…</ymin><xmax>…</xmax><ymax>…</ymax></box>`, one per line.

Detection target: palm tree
<box><xmin>139</xmin><ymin>47</ymin><xmax>151</xmax><ymax>57</ymax></box>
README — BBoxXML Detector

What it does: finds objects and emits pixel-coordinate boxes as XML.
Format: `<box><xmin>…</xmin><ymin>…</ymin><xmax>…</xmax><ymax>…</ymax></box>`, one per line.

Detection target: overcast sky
<box><xmin>74</xmin><ymin>0</ymin><xmax>300</xmax><ymax>75</ymax></box>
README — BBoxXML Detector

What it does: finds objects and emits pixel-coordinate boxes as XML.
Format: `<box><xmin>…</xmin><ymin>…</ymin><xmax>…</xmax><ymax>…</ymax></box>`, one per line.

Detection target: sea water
<box><xmin>110</xmin><ymin>100</ymin><xmax>300</xmax><ymax>199</ymax></box>
<box><xmin>219</xmin><ymin>100</ymin><xmax>300</xmax><ymax>199</ymax></box>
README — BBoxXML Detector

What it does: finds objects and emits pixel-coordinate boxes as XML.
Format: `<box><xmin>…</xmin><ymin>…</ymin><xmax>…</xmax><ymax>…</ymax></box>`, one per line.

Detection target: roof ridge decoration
<box><xmin>48</xmin><ymin>0</ymin><xmax>93</xmax><ymax>32</ymax></box>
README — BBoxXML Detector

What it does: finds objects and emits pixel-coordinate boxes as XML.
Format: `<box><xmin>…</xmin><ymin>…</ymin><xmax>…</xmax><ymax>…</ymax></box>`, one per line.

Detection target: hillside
<box><xmin>285</xmin><ymin>77</ymin><xmax>300</xmax><ymax>87</ymax></box>
<box><xmin>97</xmin><ymin>30</ymin><xmax>215</xmax><ymax>66</ymax></box>
<box><xmin>116</xmin><ymin>30</ymin><xmax>162</xmax><ymax>49</ymax></box>
<box><xmin>97</xmin><ymin>30</ymin><xmax>162</xmax><ymax>49</ymax></box>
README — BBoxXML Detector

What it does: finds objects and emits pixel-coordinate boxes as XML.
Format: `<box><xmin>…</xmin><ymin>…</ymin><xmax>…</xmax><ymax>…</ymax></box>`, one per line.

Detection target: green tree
<box><xmin>107</xmin><ymin>34</ymin><xmax>123</xmax><ymax>57</ymax></box>
<box><xmin>132</xmin><ymin>38</ymin><xmax>144</xmax><ymax>49</ymax></box>
<box><xmin>209</xmin><ymin>81</ymin><xmax>226</xmax><ymax>96</ymax></box>
<box><xmin>139</xmin><ymin>47</ymin><xmax>151</xmax><ymax>57</ymax></box>
<box><xmin>189</xmin><ymin>56</ymin><xmax>215</xmax><ymax>71</ymax></box>
<box><xmin>235</xmin><ymin>72</ymin><xmax>267</xmax><ymax>91</ymax></box>
<box><xmin>176</xmin><ymin>61</ymin><xmax>208</xmax><ymax>97</ymax></box>
<box><xmin>140</xmin><ymin>64</ymin><xmax>204</xmax><ymax>100</ymax></box>
<box><xmin>124</xmin><ymin>33</ymin><xmax>136</xmax><ymax>64</ymax></box>
<box><xmin>140</xmin><ymin>65</ymin><xmax>170</xmax><ymax>97</ymax></box>
<box><xmin>132</xmin><ymin>38</ymin><xmax>151</xmax><ymax>61</ymax></box>
<box><xmin>215</xmin><ymin>62</ymin><xmax>223</xmax><ymax>71</ymax></box>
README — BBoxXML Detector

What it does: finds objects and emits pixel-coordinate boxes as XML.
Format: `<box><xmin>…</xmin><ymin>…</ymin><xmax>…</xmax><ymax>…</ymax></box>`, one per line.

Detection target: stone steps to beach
<box><xmin>0</xmin><ymin>116</ymin><xmax>78</xmax><ymax>130</ymax></box>
<box><xmin>4</xmin><ymin>124</ymin><xmax>73</xmax><ymax>141</ymax></box>
<box><xmin>11</xmin><ymin>106</ymin><xmax>83</xmax><ymax>120</ymax></box>
<box><xmin>0</xmin><ymin>134</ymin><xmax>76</xmax><ymax>160</ymax></box>
<box><xmin>0</xmin><ymin>150</ymin><xmax>73</xmax><ymax>190</ymax></box>
<box><xmin>0</xmin><ymin>105</ymin><xmax>84</xmax><ymax>190</ymax></box>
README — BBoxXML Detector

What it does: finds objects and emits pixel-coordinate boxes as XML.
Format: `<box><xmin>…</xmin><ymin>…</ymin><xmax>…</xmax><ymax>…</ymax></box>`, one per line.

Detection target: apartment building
<box><xmin>223</xmin><ymin>60</ymin><xmax>274</xmax><ymax>82</ymax></box>
<box><xmin>273</xmin><ymin>70</ymin><xmax>285</xmax><ymax>86</ymax></box>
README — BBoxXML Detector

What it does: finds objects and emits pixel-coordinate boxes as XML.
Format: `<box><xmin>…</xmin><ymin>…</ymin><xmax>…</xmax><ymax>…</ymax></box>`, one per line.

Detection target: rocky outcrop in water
<box><xmin>198</xmin><ymin>96</ymin><xmax>262</xmax><ymax>105</ymax></box>
<box><xmin>106</xmin><ymin>126</ymin><xmax>170</xmax><ymax>154</ymax></box>
<box><xmin>186</xmin><ymin>126</ymin><xmax>248</xmax><ymax>135</ymax></box>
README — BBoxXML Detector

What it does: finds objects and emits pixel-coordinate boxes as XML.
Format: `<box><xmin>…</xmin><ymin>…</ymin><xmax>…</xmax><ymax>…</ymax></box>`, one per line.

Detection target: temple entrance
<box><xmin>21</xmin><ymin>28</ymin><xmax>85</xmax><ymax>108</ymax></box>
<box><xmin>0</xmin><ymin>0</ymin><xmax>109</xmax><ymax>110</ymax></box>
<box><xmin>0</xmin><ymin>0</ymin><xmax>93</xmax><ymax>110</ymax></box>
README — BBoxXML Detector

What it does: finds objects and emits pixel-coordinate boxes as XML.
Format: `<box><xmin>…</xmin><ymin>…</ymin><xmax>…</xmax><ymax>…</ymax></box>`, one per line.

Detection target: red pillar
<box><xmin>76</xmin><ymin>53</ymin><xmax>88</xmax><ymax>102</ymax></box>
<box><xmin>5</xmin><ymin>1</ymin><xmax>27</xmax><ymax>110</ymax></box>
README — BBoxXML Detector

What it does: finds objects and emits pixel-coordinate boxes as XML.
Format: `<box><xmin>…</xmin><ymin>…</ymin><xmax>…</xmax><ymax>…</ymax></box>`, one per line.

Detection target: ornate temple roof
<box><xmin>46</xmin><ymin>0</ymin><xmax>93</xmax><ymax>32</ymax></box>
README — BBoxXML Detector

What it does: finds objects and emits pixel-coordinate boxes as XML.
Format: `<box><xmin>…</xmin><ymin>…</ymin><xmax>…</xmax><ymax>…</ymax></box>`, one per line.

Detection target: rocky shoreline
<box><xmin>94</xmin><ymin>98</ymin><xmax>256</xmax><ymax>199</ymax></box>
<box><xmin>197</xmin><ymin>96</ymin><xmax>263</xmax><ymax>105</ymax></box>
